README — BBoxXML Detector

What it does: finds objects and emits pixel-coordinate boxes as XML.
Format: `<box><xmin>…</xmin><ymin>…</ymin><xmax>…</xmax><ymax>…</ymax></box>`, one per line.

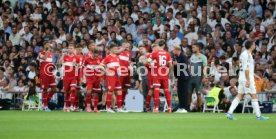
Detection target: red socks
<box><xmin>85</xmin><ymin>93</ymin><xmax>92</xmax><ymax>107</ymax></box>
<box><xmin>153</xmin><ymin>88</ymin><xmax>160</xmax><ymax>110</ymax></box>
<box><xmin>47</xmin><ymin>91</ymin><xmax>54</xmax><ymax>102</ymax></box>
<box><xmin>164</xmin><ymin>89</ymin><xmax>171</xmax><ymax>109</ymax></box>
<box><xmin>70</xmin><ymin>90</ymin><xmax>76</xmax><ymax>107</ymax></box>
<box><xmin>122</xmin><ymin>91</ymin><xmax>127</xmax><ymax>104</ymax></box>
<box><xmin>75</xmin><ymin>93</ymin><xmax>79</xmax><ymax>108</ymax></box>
<box><xmin>116</xmin><ymin>94</ymin><xmax>123</xmax><ymax>109</ymax></box>
<box><xmin>106</xmin><ymin>93</ymin><xmax>112</xmax><ymax>109</ymax></box>
<box><xmin>145</xmin><ymin>94</ymin><xmax>152</xmax><ymax>109</ymax></box>
<box><xmin>93</xmin><ymin>95</ymin><xmax>99</xmax><ymax>110</ymax></box>
<box><xmin>42</xmin><ymin>92</ymin><xmax>48</xmax><ymax>108</ymax></box>
<box><xmin>64</xmin><ymin>92</ymin><xmax>70</xmax><ymax>108</ymax></box>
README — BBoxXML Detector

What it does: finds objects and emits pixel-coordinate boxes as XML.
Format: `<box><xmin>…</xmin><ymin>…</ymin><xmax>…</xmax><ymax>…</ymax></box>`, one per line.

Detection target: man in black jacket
<box><xmin>173</xmin><ymin>46</ymin><xmax>191</xmax><ymax>113</ymax></box>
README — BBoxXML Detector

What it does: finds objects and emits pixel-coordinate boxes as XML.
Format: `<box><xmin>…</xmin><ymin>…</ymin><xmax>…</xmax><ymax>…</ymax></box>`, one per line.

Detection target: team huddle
<box><xmin>37</xmin><ymin>40</ymin><xmax>172</xmax><ymax>113</ymax></box>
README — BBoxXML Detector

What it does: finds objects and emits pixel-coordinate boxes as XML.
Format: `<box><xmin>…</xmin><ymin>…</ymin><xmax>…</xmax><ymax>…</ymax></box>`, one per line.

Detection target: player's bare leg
<box><xmin>196</xmin><ymin>94</ymin><xmax>203</xmax><ymax>112</ymax></box>
<box><xmin>85</xmin><ymin>90</ymin><xmax>92</xmax><ymax>112</ymax></box>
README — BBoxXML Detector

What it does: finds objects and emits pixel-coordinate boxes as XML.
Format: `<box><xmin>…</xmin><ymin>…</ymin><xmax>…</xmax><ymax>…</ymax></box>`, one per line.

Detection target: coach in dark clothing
<box><xmin>173</xmin><ymin>46</ymin><xmax>191</xmax><ymax>112</ymax></box>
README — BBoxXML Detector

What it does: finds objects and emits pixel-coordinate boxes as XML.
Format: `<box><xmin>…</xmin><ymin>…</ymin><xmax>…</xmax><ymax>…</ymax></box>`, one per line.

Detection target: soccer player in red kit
<box><xmin>59</xmin><ymin>43</ymin><xmax>78</xmax><ymax>112</ymax></box>
<box><xmin>99</xmin><ymin>43</ymin><xmax>123</xmax><ymax>113</ymax></box>
<box><xmin>38</xmin><ymin>43</ymin><xmax>56</xmax><ymax>112</ymax></box>
<box><xmin>118</xmin><ymin>42</ymin><xmax>131</xmax><ymax>104</ymax></box>
<box><xmin>75</xmin><ymin>46</ymin><xmax>85</xmax><ymax>111</ymax></box>
<box><xmin>84</xmin><ymin>43</ymin><xmax>102</xmax><ymax>112</ymax></box>
<box><xmin>142</xmin><ymin>44</ymin><xmax>158</xmax><ymax>111</ymax></box>
<box><xmin>150</xmin><ymin>40</ymin><xmax>173</xmax><ymax>113</ymax></box>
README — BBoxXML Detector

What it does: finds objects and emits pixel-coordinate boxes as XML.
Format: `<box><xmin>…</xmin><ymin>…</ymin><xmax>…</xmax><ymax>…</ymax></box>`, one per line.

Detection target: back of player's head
<box><xmin>245</xmin><ymin>41</ymin><xmax>253</xmax><ymax>49</ymax></box>
<box><xmin>108</xmin><ymin>42</ymin><xmax>118</xmax><ymax>49</ymax></box>
<box><xmin>151</xmin><ymin>43</ymin><xmax>158</xmax><ymax>49</ymax></box>
<box><xmin>156</xmin><ymin>39</ymin><xmax>166</xmax><ymax>48</ymax></box>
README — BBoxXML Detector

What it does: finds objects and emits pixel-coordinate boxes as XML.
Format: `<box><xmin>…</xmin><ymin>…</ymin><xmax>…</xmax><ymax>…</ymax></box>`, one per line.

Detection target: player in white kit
<box><xmin>226</xmin><ymin>41</ymin><xmax>269</xmax><ymax>120</ymax></box>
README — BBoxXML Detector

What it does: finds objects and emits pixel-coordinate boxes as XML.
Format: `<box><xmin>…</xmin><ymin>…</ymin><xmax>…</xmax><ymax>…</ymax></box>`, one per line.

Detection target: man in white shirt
<box><xmin>21</xmin><ymin>26</ymin><xmax>33</xmax><ymax>44</ymax></box>
<box><xmin>261</xmin><ymin>9</ymin><xmax>274</xmax><ymax>28</ymax></box>
<box><xmin>9</xmin><ymin>26</ymin><xmax>21</xmax><ymax>46</ymax></box>
<box><xmin>167</xmin><ymin>31</ymin><xmax>181</xmax><ymax>52</ymax></box>
<box><xmin>152</xmin><ymin>18</ymin><xmax>164</xmax><ymax>34</ymax></box>
<box><xmin>226</xmin><ymin>41</ymin><xmax>269</xmax><ymax>120</ymax></box>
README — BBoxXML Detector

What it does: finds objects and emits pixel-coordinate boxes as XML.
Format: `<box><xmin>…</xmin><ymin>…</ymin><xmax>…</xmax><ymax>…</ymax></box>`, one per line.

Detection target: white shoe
<box><xmin>69</xmin><ymin>106</ymin><xmax>75</xmax><ymax>112</ymax></box>
<box><xmin>117</xmin><ymin>108</ymin><xmax>128</xmax><ymax>113</ymax></box>
<box><xmin>106</xmin><ymin>108</ymin><xmax>115</xmax><ymax>113</ymax></box>
<box><xmin>175</xmin><ymin>108</ymin><xmax>188</xmax><ymax>113</ymax></box>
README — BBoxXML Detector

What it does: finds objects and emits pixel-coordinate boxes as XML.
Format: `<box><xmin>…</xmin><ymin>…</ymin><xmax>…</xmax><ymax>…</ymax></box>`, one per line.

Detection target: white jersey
<box><xmin>238</xmin><ymin>50</ymin><xmax>255</xmax><ymax>83</ymax></box>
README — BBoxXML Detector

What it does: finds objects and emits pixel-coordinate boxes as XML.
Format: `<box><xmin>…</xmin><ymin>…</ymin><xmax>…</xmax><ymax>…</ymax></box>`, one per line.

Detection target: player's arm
<box><xmin>243</xmin><ymin>55</ymin><xmax>251</xmax><ymax>86</ymax></box>
<box><xmin>59</xmin><ymin>54</ymin><xmax>64</xmax><ymax>65</ymax></box>
<box><xmin>41</xmin><ymin>44</ymin><xmax>52</xmax><ymax>60</ymax></box>
<box><xmin>98</xmin><ymin>61</ymin><xmax>106</xmax><ymax>71</ymax></box>
<box><xmin>168</xmin><ymin>54</ymin><xmax>173</xmax><ymax>75</ymax></box>
<box><xmin>254</xmin><ymin>74</ymin><xmax>261</xmax><ymax>80</ymax></box>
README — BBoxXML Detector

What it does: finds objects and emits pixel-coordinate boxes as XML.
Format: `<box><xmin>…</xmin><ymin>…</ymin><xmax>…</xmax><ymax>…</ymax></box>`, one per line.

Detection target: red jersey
<box><xmin>119</xmin><ymin>51</ymin><xmax>130</xmax><ymax>76</ymax></box>
<box><xmin>75</xmin><ymin>54</ymin><xmax>85</xmax><ymax>79</ymax></box>
<box><xmin>102</xmin><ymin>54</ymin><xmax>120</xmax><ymax>77</ymax></box>
<box><xmin>151</xmin><ymin>50</ymin><xmax>171</xmax><ymax>79</ymax></box>
<box><xmin>84</xmin><ymin>52</ymin><xmax>103</xmax><ymax>77</ymax></box>
<box><xmin>63</xmin><ymin>54</ymin><xmax>77</xmax><ymax>78</ymax></box>
<box><xmin>37</xmin><ymin>52</ymin><xmax>54</xmax><ymax>77</ymax></box>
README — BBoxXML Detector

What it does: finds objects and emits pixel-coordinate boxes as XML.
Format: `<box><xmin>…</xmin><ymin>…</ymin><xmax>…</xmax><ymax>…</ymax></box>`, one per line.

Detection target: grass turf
<box><xmin>0</xmin><ymin>111</ymin><xmax>275</xmax><ymax>139</ymax></box>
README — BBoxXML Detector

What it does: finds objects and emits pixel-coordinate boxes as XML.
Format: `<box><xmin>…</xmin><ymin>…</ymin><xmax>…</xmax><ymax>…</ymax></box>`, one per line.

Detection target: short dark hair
<box><xmin>108</xmin><ymin>42</ymin><xmax>118</xmax><ymax>49</ymax></box>
<box><xmin>245</xmin><ymin>41</ymin><xmax>253</xmax><ymax>49</ymax></box>
<box><xmin>196</xmin><ymin>43</ymin><xmax>204</xmax><ymax>49</ymax></box>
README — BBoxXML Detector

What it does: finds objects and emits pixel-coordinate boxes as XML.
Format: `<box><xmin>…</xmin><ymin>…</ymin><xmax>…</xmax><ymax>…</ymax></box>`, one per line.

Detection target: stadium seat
<box><xmin>203</xmin><ymin>87</ymin><xmax>223</xmax><ymax>113</ymax></box>
<box><xmin>242</xmin><ymin>94</ymin><xmax>263</xmax><ymax>114</ymax></box>
<box><xmin>160</xmin><ymin>96</ymin><xmax>168</xmax><ymax>112</ymax></box>
<box><xmin>22</xmin><ymin>94</ymin><xmax>43</xmax><ymax>111</ymax></box>
<box><xmin>203</xmin><ymin>97</ymin><xmax>222</xmax><ymax>113</ymax></box>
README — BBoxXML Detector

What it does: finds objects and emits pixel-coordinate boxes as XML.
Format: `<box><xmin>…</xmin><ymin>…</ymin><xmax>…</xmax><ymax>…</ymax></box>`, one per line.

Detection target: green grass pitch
<box><xmin>0</xmin><ymin>111</ymin><xmax>275</xmax><ymax>139</ymax></box>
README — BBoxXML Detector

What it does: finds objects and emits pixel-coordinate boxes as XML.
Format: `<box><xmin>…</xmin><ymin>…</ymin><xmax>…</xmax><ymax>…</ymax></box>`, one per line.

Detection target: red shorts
<box><xmin>86</xmin><ymin>77</ymin><xmax>101</xmax><ymax>93</ymax></box>
<box><xmin>40</xmin><ymin>75</ymin><xmax>56</xmax><ymax>90</ymax></box>
<box><xmin>120</xmin><ymin>76</ymin><xmax>130</xmax><ymax>88</ymax></box>
<box><xmin>106</xmin><ymin>76</ymin><xmax>122</xmax><ymax>92</ymax></box>
<box><xmin>152</xmin><ymin>78</ymin><xmax>169</xmax><ymax>89</ymax></box>
<box><xmin>63</xmin><ymin>77</ymin><xmax>77</xmax><ymax>92</ymax></box>
<box><xmin>147</xmin><ymin>77</ymin><xmax>153</xmax><ymax>89</ymax></box>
